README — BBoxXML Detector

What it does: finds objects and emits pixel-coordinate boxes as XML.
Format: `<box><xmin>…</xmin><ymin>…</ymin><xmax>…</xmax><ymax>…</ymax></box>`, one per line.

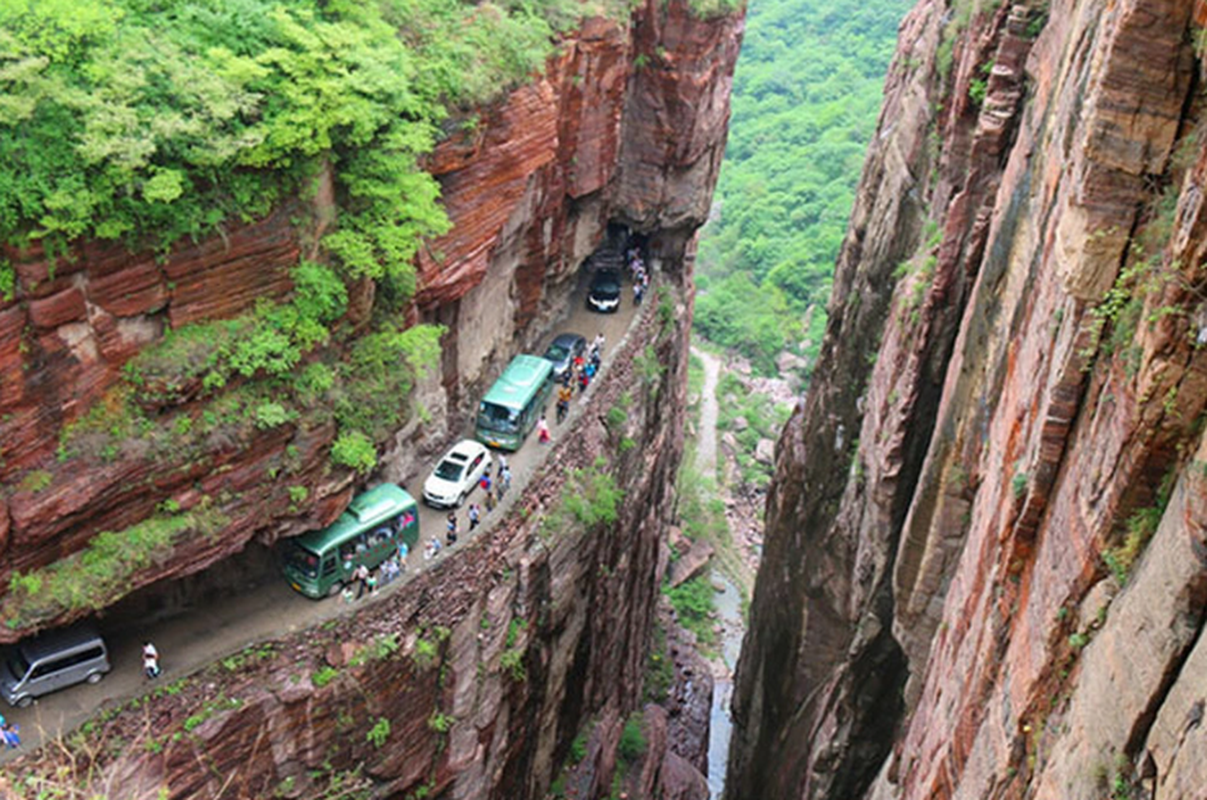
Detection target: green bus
<box><xmin>280</xmin><ymin>484</ymin><xmax>419</xmax><ymax>599</ymax></box>
<box><xmin>475</xmin><ymin>354</ymin><xmax>555</xmax><ymax>451</ymax></box>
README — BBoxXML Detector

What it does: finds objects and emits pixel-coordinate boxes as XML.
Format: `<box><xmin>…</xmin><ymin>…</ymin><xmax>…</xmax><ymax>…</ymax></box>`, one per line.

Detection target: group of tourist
<box><xmin>557</xmin><ymin>332</ymin><xmax>606</xmax><ymax>424</ymax></box>
<box><xmin>341</xmin><ymin>294</ymin><xmax>624</xmax><ymax>600</ymax></box>
<box><xmin>627</xmin><ymin>247</ymin><xmax>651</xmax><ymax>305</ymax></box>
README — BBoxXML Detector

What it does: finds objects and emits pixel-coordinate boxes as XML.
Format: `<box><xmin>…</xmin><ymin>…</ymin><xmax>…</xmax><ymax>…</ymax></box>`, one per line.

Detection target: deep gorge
<box><xmin>0</xmin><ymin>0</ymin><xmax>742</xmax><ymax>796</ymax></box>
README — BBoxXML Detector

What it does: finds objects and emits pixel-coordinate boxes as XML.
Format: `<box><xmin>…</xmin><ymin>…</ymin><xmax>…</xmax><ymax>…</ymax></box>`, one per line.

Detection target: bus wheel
<box><xmin>328</xmin><ymin>582</ymin><xmax>343</xmax><ymax>598</ymax></box>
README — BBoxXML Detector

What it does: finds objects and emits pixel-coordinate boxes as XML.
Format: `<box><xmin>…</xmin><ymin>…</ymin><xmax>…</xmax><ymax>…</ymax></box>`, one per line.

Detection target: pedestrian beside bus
<box><xmin>353</xmin><ymin>563</ymin><xmax>371</xmax><ymax>599</ymax></box>
<box><xmin>446</xmin><ymin>511</ymin><xmax>459</xmax><ymax>545</ymax></box>
<box><xmin>537</xmin><ymin>414</ymin><xmax>551</xmax><ymax>444</ymax></box>
<box><xmin>468</xmin><ymin>503</ymin><xmax>481</xmax><ymax>532</ymax></box>
<box><xmin>143</xmin><ymin>642</ymin><xmax>161</xmax><ymax>680</ymax></box>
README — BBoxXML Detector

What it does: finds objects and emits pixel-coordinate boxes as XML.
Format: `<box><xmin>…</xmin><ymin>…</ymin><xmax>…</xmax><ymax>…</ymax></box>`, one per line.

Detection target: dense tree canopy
<box><xmin>0</xmin><ymin>0</ymin><xmax>602</xmax><ymax>274</ymax></box>
<box><xmin>694</xmin><ymin>0</ymin><xmax>911</xmax><ymax>373</ymax></box>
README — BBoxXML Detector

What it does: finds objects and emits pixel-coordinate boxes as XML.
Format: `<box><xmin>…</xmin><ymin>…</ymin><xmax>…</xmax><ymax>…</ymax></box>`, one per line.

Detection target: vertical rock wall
<box><xmin>728</xmin><ymin>1</ymin><xmax>1207</xmax><ymax>798</ymax></box>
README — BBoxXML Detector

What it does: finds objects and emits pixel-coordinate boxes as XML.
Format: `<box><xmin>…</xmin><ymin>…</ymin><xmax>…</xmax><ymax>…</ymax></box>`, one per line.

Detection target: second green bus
<box><xmin>476</xmin><ymin>354</ymin><xmax>554</xmax><ymax>451</ymax></box>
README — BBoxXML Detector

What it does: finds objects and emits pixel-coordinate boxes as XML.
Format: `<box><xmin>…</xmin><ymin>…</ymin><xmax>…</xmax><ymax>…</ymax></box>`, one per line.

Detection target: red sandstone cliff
<box><xmin>0</xmin><ymin>0</ymin><xmax>740</xmax><ymax>643</ymax></box>
<box><xmin>0</xmin><ymin>1</ymin><xmax>740</xmax><ymax>796</ymax></box>
<box><xmin>728</xmin><ymin>1</ymin><xmax>1207</xmax><ymax>798</ymax></box>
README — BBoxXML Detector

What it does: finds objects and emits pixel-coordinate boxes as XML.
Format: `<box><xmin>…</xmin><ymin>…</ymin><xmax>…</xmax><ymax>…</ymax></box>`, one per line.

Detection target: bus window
<box><xmin>478</xmin><ymin>402</ymin><xmax>520</xmax><ymax>433</ymax></box>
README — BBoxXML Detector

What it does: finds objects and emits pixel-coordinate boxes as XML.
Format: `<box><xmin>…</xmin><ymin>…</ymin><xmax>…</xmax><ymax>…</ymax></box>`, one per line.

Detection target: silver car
<box><xmin>1</xmin><ymin>624</ymin><xmax>110</xmax><ymax>707</ymax></box>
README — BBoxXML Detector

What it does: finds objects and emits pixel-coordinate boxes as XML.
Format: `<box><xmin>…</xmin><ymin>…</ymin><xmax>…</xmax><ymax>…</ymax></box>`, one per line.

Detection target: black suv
<box><xmin>587</xmin><ymin>268</ymin><xmax>622</xmax><ymax>313</ymax></box>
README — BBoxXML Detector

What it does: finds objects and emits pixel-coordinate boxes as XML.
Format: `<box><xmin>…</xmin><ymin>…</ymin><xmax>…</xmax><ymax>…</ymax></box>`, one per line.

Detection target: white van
<box><xmin>1</xmin><ymin>624</ymin><xmax>110</xmax><ymax>707</ymax></box>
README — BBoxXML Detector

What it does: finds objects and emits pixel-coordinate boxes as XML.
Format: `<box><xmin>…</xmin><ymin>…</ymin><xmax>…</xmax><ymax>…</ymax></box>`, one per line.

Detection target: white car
<box><xmin>423</xmin><ymin>440</ymin><xmax>492</xmax><ymax>508</ymax></box>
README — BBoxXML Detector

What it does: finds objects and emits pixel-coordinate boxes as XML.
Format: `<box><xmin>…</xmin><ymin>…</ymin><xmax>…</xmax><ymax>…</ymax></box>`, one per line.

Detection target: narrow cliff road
<box><xmin>693</xmin><ymin>346</ymin><xmax>722</xmax><ymax>478</ymax></box>
<box><xmin>1</xmin><ymin>284</ymin><xmax>642</xmax><ymax>765</ymax></box>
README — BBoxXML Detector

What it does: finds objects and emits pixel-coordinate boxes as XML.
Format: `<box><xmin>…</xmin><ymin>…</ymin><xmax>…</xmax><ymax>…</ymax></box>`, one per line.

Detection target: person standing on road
<box><xmin>398</xmin><ymin>540</ymin><xmax>409</xmax><ymax>572</ymax></box>
<box><xmin>142</xmin><ymin>642</ymin><xmax>161</xmax><ymax>680</ymax></box>
<box><xmin>480</xmin><ymin>471</ymin><xmax>494</xmax><ymax>512</ymax></box>
<box><xmin>500</xmin><ymin>464</ymin><xmax>512</xmax><ymax>497</ymax></box>
<box><xmin>468</xmin><ymin>503</ymin><xmax>481</xmax><ymax>532</ymax></box>
<box><xmin>496</xmin><ymin>455</ymin><xmax>509</xmax><ymax>499</ymax></box>
<box><xmin>1</xmin><ymin>722</ymin><xmax>19</xmax><ymax>749</ymax></box>
<box><xmin>537</xmin><ymin>414</ymin><xmax>551</xmax><ymax>444</ymax></box>
<box><xmin>557</xmin><ymin>382</ymin><xmax>573</xmax><ymax>424</ymax></box>
<box><xmin>446</xmin><ymin>511</ymin><xmax>459</xmax><ymax>545</ymax></box>
<box><xmin>353</xmin><ymin>563</ymin><xmax>371</xmax><ymax>599</ymax></box>
<box><xmin>592</xmin><ymin>332</ymin><xmax>606</xmax><ymax>358</ymax></box>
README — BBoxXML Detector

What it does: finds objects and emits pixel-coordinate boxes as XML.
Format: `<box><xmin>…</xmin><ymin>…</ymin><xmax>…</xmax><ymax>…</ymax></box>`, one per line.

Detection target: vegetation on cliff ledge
<box><xmin>0</xmin><ymin>0</ymin><xmax>587</xmax><ymax>261</ymax></box>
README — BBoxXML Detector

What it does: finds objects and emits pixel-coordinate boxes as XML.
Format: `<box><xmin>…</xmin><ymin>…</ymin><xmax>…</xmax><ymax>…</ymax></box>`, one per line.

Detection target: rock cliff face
<box><xmin>0</xmin><ymin>0</ymin><xmax>740</xmax><ymax>642</ymax></box>
<box><xmin>0</xmin><ymin>0</ymin><xmax>741</xmax><ymax>796</ymax></box>
<box><xmin>728</xmin><ymin>1</ymin><xmax>1207</xmax><ymax>798</ymax></box>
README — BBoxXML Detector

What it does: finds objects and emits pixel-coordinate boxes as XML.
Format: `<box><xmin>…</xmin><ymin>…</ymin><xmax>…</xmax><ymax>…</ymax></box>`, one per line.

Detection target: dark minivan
<box><xmin>1</xmin><ymin>624</ymin><xmax>110</xmax><ymax>707</ymax></box>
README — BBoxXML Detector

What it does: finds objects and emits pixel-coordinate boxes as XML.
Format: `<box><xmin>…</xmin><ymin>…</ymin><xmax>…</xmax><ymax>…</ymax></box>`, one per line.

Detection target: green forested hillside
<box><xmin>694</xmin><ymin>0</ymin><xmax>911</xmax><ymax>373</ymax></box>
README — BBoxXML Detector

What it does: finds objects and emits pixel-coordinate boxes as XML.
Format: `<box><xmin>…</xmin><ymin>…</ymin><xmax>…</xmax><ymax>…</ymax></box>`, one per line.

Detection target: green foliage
<box><xmin>605</xmin><ymin>405</ymin><xmax>628</xmax><ymax>430</ymax></box>
<box><xmin>968</xmin><ymin>77</ymin><xmax>987</xmax><ymax>106</ymax></box>
<box><xmin>311</xmin><ymin>666</ymin><xmax>340</xmax><ymax>688</ymax></box>
<box><xmin>715</xmin><ymin>372</ymin><xmax>792</xmax><ymax>487</ymax></box>
<box><xmin>3</xmin><ymin>502</ymin><xmax>228</xmax><ymax>628</ymax></box>
<box><xmin>695</xmin><ymin>0</ymin><xmax>911</xmax><ymax>372</ymax></box>
<box><xmin>1103</xmin><ymin>470</ymin><xmax>1174</xmax><ymax>585</ymax></box>
<box><xmin>427</xmin><ymin>711</ymin><xmax>453</xmax><ymax>734</ymax></box>
<box><xmin>332</xmin><ymin>323</ymin><xmax>445</xmax><ymax>441</ymax></box>
<box><xmin>643</xmin><ymin>622</ymin><xmax>674</xmax><ymax>704</ymax></box>
<box><xmin>0</xmin><ymin>260</ymin><xmax>14</xmax><ymax>301</ymax></box>
<box><xmin>1012</xmin><ymin>471</ymin><xmax>1027</xmax><ymax>499</ymax></box>
<box><xmin>331</xmin><ymin>430</ymin><xmax>377</xmax><ymax>473</ymax></box>
<box><xmin>253</xmin><ymin>401</ymin><xmax>294</xmax><ymax>430</ymax></box>
<box><xmin>562</xmin><ymin>462</ymin><xmax>624</xmax><ymax>527</ymax></box>
<box><xmin>665</xmin><ymin>575</ymin><xmax>717</xmax><ymax>648</ymax></box>
<box><xmin>412</xmin><ymin>637</ymin><xmax>439</xmax><ymax>671</ymax></box>
<box><xmin>0</xmin><ymin>0</ymin><xmax>593</xmax><ymax>262</ymax></box>
<box><xmin>18</xmin><ymin>469</ymin><xmax>53</xmax><ymax>493</ymax></box>
<box><xmin>505</xmin><ymin>618</ymin><xmax>528</xmax><ymax>648</ymax></box>
<box><xmin>288</xmin><ymin>485</ymin><xmax>309</xmax><ymax>504</ymax></box>
<box><xmin>366</xmin><ymin>717</ymin><xmax>391</xmax><ymax>749</ymax></box>
<box><xmin>617</xmin><ymin>713</ymin><xmax>646</xmax><ymax>764</ymax></box>
<box><xmin>500</xmin><ymin>646</ymin><xmax>527</xmax><ymax>682</ymax></box>
<box><xmin>694</xmin><ymin>273</ymin><xmax>800</xmax><ymax>374</ymax></box>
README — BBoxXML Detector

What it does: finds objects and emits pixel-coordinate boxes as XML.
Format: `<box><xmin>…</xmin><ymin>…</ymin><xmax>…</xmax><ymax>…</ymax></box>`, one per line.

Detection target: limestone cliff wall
<box><xmin>0</xmin><ymin>0</ymin><xmax>741</xmax><ymax>643</ymax></box>
<box><xmin>728</xmin><ymin>1</ymin><xmax>1207</xmax><ymax>798</ymax></box>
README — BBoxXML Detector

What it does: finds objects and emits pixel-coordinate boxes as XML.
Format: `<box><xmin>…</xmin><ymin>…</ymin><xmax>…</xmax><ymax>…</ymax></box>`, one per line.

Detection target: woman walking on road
<box><xmin>537</xmin><ymin>414</ymin><xmax>551</xmax><ymax>444</ymax></box>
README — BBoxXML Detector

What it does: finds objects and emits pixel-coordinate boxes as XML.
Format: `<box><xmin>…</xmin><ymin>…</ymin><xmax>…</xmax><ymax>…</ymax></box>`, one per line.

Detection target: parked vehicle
<box><xmin>476</xmin><ymin>354</ymin><xmax>555</xmax><ymax>451</ymax></box>
<box><xmin>280</xmin><ymin>484</ymin><xmax>419</xmax><ymax>599</ymax></box>
<box><xmin>423</xmin><ymin>439</ymin><xmax>492</xmax><ymax>508</ymax></box>
<box><xmin>587</xmin><ymin>268</ymin><xmax>622</xmax><ymax>312</ymax></box>
<box><xmin>541</xmin><ymin>333</ymin><xmax>587</xmax><ymax>381</ymax></box>
<box><xmin>1</xmin><ymin>624</ymin><xmax>110</xmax><ymax>708</ymax></box>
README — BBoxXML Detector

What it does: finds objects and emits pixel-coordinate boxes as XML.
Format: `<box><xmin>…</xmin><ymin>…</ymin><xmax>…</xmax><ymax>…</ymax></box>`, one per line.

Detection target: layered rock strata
<box><xmin>0</xmin><ymin>0</ymin><xmax>741</xmax><ymax>644</ymax></box>
<box><xmin>728</xmin><ymin>0</ymin><xmax>1207</xmax><ymax>798</ymax></box>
